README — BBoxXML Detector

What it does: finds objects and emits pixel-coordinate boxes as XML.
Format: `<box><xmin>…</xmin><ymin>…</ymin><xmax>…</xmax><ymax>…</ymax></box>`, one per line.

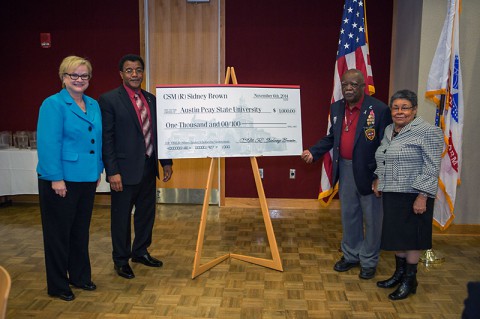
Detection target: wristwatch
<box><xmin>419</xmin><ymin>192</ymin><xmax>428</xmax><ymax>198</ymax></box>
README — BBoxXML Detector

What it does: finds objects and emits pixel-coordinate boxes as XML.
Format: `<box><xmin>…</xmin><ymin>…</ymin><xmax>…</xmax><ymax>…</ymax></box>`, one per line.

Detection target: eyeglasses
<box><xmin>123</xmin><ymin>68</ymin><xmax>144</xmax><ymax>75</ymax></box>
<box><xmin>341</xmin><ymin>81</ymin><xmax>363</xmax><ymax>89</ymax></box>
<box><xmin>64</xmin><ymin>73</ymin><xmax>91</xmax><ymax>80</ymax></box>
<box><xmin>391</xmin><ymin>105</ymin><xmax>415</xmax><ymax>112</ymax></box>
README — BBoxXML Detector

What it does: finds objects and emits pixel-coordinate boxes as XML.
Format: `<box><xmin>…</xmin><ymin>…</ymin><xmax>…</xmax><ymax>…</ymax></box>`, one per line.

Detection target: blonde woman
<box><xmin>37</xmin><ymin>56</ymin><xmax>103</xmax><ymax>301</ymax></box>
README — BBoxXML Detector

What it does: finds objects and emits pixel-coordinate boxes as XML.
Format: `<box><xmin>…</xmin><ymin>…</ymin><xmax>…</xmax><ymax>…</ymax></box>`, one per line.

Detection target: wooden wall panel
<box><xmin>146</xmin><ymin>0</ymin><xmax>222</xmax><ymax>85</ymax></box>
<box><xmin>140</xmin><ymin>0</ymin><xmax>225</xmax><ymax>192</ymax></box>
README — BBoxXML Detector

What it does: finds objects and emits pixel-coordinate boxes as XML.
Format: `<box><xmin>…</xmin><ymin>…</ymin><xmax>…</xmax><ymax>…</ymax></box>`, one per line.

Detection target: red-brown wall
<box><xmin>225</xmin><ymin>0</ymin><xmax>394</xmax><ymax>198</ymax></box>
<box><xmin>0</xmin><ymin>1</ymin><xmax>140</xmax><ymax>131</ymax></box>
<box><xmin>0</xmin><ymin>0</ymin><xmax>393</xmax><ymax>200</ymax></box>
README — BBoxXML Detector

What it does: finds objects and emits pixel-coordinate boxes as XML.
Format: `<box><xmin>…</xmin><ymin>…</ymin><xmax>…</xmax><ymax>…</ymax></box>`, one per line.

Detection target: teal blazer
<box><xmin>37</xmin><ymin>88</ymin><xmax>103</xmax><ymax>182</ymax></box>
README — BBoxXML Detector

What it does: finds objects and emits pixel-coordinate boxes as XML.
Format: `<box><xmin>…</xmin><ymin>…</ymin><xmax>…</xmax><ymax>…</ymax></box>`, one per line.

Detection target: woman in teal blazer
<box><xmin>37</xmin><ymin>56</ymin><xmax>103</xmax><ymax>301</ymax></box>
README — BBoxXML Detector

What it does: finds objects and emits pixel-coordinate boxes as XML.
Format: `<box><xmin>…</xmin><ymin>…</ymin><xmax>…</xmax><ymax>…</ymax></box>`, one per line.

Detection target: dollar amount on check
<box><xmin>156</xmin><ymin>85</ymin><xmax>303</xmax><ymax>159</ymax></box>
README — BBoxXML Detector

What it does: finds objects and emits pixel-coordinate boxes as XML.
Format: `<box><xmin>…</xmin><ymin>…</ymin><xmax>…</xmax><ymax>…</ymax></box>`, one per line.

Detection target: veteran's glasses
<box><xmin>341</xmin><ymin>81</ymin><xmax>363</xmax><ymax>89</ymax></box>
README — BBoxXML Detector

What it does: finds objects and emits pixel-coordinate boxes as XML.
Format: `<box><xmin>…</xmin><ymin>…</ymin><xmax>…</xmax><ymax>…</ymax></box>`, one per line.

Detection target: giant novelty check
<box><xmin>156</xmin><ymin>85</ymin><xmax>302</xmax><ymax>159</ymax></box>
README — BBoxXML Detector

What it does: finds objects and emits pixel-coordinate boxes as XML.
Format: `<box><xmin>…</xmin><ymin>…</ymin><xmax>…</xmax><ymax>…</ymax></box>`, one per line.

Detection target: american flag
<box><xmin>319</xmin><ymin>0</ymin><xmax>375</xmax><ymax>205</ymax></box>
<box><xmin>425</xmin><ymin>0</ymin><xmax>463</xmax><ymax>230</ymax></box>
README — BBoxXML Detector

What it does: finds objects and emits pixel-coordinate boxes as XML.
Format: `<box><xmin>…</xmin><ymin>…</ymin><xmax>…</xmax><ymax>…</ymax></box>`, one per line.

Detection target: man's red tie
<box><xmin>134</xmin><ymin>93</ymin><xmax>153</xmax><ymax>157</ymax></box>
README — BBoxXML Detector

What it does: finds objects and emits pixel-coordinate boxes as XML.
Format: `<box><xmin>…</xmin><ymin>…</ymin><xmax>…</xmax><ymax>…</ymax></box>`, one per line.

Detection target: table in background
<box><xmin>0</xmin><ymin>148</ymin><xmax>110</xmax><ymax>197</ymax></box>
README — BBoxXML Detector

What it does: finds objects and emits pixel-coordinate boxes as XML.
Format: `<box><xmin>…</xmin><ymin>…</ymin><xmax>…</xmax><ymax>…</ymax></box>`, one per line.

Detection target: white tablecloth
<box><xmin>0</xmin><ymin>148</ymin><xmax>110</xmax><ymax>196</ymax></box>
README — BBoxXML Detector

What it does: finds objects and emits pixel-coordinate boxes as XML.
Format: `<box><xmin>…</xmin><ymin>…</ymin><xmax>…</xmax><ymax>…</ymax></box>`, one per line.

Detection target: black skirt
<box><xmin>381</xmin><ymin>192</ymin><xmax>435</xmax><ymax>251</ymax></box>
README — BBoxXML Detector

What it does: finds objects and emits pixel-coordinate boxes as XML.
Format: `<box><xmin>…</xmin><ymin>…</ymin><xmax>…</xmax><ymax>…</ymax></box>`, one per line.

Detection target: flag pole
<box><xmin>421</xmin><ymin>0</ymin><xmax>461</xmax><ymax>266</ymax></box>
<box><xmin>421</xmin><ymin>93</ymin><xmax>446</xmax><ymax>265</ymax></box>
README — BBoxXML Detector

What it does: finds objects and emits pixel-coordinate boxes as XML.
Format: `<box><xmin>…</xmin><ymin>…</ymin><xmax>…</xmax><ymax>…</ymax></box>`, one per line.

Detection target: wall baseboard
<box><xmin>4</xmin><ymin>195</ymin><xmax>479</xmax><ymax>234</ymax></box>
<box><xmin>224</xmin><ymin>197</ymin><xmax>340</xmax><ymax>210</ymax></box>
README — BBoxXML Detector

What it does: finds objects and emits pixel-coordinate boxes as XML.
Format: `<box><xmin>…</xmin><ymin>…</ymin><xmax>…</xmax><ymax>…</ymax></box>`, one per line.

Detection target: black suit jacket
<box><xmin>309</xmin><ymin>95</ymin><xmax>391</xmax><ymax>195</ymax></box>
<box><xmin>99</xmin><ymin>86</ymin><xmax>172</xmax><ymax>185</ymax></box>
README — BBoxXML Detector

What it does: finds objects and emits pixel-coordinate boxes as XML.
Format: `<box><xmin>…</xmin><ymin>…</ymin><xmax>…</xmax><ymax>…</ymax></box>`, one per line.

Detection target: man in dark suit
<box><xmin>301</xmin><ymin>69</ymin><xmax>391</xmax><ymax>279</ymax></box>
<box><xmin>99</xmin><ymin>54</ymin><xmax>173</xmax><ymax>279</ymax></box>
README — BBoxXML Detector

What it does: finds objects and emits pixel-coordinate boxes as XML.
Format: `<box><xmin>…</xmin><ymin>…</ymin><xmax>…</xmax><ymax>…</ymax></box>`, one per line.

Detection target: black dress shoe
<box><xmin>70</xmin><ymin>281</ymin><xmax>97</xmax><ymax>291</ymax></box>
<box><xmin>333</xmin><ymin>256</ymin><xmax>360</xmax><ymax>272</ymax></box>
<box><xmin>114</xmin><ymin>264</ymin><xmax>135</xmax><ymax>279</ymax></box>
<box><xmin>132</xmin><ymin>253</ymin><xmax>163</xmax><ymax>267</ymax></box>
<box><xmin>359</xmin><ymin>267</ymin><xmax>376</xmax><ymax>279</ymax></box>
<box><xmin>49</xmin><ymin>291</ymin><xmax>75</xmax><ymax>301</ymax></box>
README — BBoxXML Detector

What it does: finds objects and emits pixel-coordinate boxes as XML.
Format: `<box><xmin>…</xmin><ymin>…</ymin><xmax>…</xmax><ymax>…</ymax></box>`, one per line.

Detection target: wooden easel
<box><xmin>191</xmin><ymin>67</ymin><xmax>283</xmax><ymax>278</ymax></box>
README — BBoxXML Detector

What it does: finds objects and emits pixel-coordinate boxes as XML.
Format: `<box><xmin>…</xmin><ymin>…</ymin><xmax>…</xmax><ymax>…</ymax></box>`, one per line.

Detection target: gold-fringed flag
<box><xmin>319</xmin><ymin>0</ymin><xmax>375</xmax><ymax>206</ymax></box>
<box><xmin>425</xmin><ymin>0</ymin><xmax>463</xmax><ymax>230</ymax></box>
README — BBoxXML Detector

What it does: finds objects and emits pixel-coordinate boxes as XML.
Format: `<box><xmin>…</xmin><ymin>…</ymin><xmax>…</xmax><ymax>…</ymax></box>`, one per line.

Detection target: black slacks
<box><xmin>110</xmin><ymin>156</ymin><xmax>157</xmax><ymax>266</ymax></box>
<box><xmin>38</xmin><ymin>179</ymin><xmax>96</xmax><ymax>295</ymax></box>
